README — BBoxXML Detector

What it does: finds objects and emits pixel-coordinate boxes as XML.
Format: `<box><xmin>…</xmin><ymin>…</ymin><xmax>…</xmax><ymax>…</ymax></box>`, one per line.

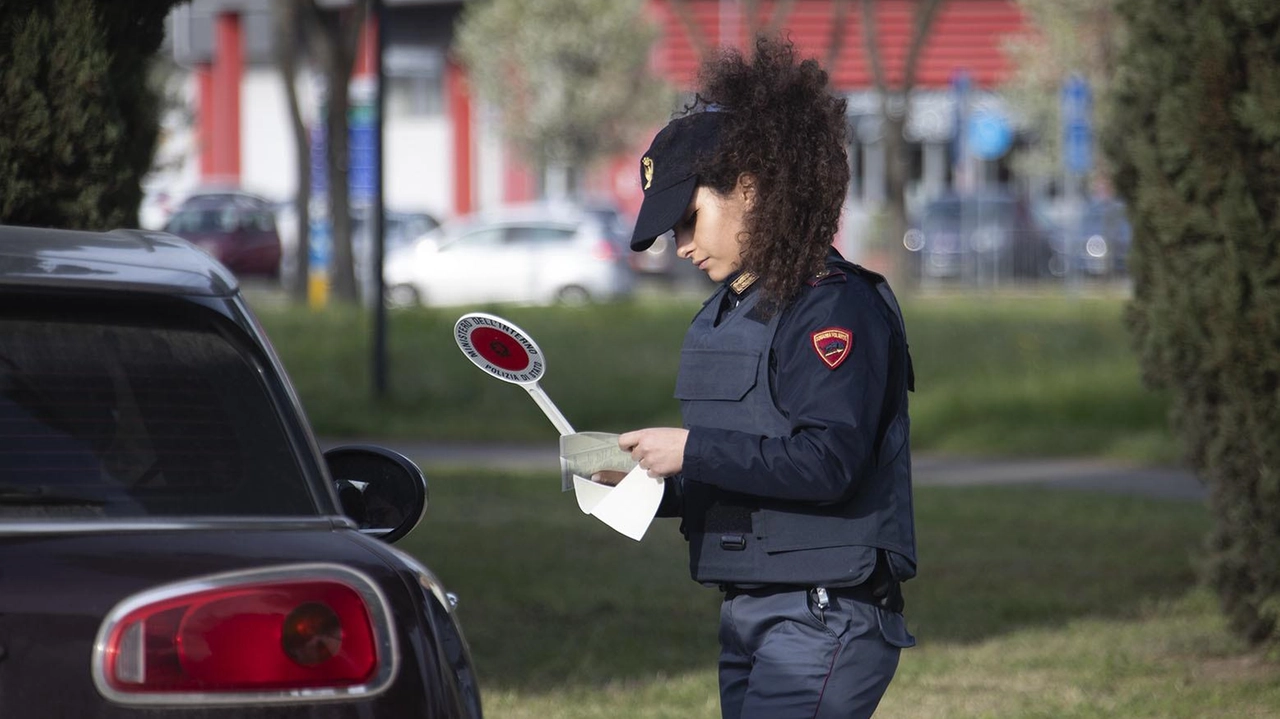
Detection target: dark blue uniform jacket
<box><xmin>660</xmin><ymin>249</ymin><xmax>916</xmax><ymax>588</ymax></box>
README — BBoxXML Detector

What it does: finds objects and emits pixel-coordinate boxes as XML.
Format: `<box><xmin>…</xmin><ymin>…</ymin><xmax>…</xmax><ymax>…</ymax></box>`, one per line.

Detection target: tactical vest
<box><xmin>674</xmin><ymin>259</ymin><xmax>917</xmax><ymax>586</ymax></box>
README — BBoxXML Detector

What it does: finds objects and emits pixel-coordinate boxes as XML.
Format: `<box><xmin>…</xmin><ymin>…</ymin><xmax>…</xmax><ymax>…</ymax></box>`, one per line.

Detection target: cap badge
<box><xmin>811</xmin><ymin>327</ymin><xmax>854</xmax><ymax>369</ymax></box>
<box><xmin>642</xmin><ymin>157</ymin><xmax>654</xmax><ymax>190</ymax></box>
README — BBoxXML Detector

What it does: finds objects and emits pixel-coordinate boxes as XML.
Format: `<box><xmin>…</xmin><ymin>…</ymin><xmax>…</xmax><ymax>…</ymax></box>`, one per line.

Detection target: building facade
<box><xmin>153</xmin><ymin>0</ymin><xmax>1033</xmax><ymax>239</ymax></box>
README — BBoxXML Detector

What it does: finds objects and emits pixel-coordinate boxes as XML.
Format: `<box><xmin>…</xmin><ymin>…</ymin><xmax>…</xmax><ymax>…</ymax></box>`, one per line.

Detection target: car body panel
<box><xmin>164</xmin><ymin>192</ymin><xmax>283</xmax><ymax>279</ymax></box>
<box><xmin>0</xmin><ymin>528</ymin><xmax>473</xmax><ymax>717</ymax></box>
<box><xmin>383</xmin><ymin>202</ymin><xmax>634</xmax><ymax>307</ymax></box>
<box><xmin>0</xmin><ymin>227</ymin><xmax>238</xmax><ymax>296</ymax></box>
<box><xmin>907</xmin><ymin>192</ymin><xmax>1058</xmax><ymax>282</ymax></box>
<box><xmin>0</xmin><ymin>224</ymin><xmax>482</xmax><ymax>718</ymax></box>
<box><xmin>1053</xmin><ymin>198</ymin><xmax>1132</xmax><ymax>278</ymax></box>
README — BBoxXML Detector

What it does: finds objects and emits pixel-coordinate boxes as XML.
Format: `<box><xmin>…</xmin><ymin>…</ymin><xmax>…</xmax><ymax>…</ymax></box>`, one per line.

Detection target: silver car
<box><xmin>383</xmin><ymin>203</ymin><xmax>635</xmax><ymax>308</ymax></box>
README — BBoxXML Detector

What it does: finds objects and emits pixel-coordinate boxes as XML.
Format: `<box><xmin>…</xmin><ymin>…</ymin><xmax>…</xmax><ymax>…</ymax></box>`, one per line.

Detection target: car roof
<box><xmin>0</xmin><ymin>224</ymin><xmax>239</xmax><ymax>297</ymax></box>
<box><xmin>178</xmin><ymin>192</ymin><xmax>274</xmax><ymax>210</ymax></box>
<box><xmin>462</xmin><ymin>201</ymin><xmax>600</xmax><ymax>225</ymax></box>
<box><xmin>426</xmin><ymin>201</ymin><xmax>605</xmax><ymax>237</ymax></box>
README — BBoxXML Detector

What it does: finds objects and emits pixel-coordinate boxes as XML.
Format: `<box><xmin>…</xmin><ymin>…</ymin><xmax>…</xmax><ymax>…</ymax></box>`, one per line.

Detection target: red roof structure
<box><xmin>646</xmin><ymin>0</ymin><xmax>1030</xmax><ymax>90</ymax></box>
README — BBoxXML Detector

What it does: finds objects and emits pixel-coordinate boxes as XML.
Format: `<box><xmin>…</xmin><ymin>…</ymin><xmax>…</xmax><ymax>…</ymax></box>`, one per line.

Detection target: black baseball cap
<box><xmin>629</xmin><ymin>111</ymin><xmax>727</xmax><ymax>251</ymax></box>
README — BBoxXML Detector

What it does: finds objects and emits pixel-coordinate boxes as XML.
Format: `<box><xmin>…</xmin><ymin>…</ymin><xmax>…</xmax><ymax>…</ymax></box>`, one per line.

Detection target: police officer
<box><xmin>614</xmin><ymin>37</ymin><xmax>917</xmax><ymax>719</ymax></box>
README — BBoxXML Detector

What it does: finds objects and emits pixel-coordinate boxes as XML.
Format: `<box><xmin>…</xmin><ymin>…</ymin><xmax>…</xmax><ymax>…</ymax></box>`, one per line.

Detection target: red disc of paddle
<box><xmin>454</xmin><ymin>313</ymin><xmax>546</xmax><ymax>384</ymax></box>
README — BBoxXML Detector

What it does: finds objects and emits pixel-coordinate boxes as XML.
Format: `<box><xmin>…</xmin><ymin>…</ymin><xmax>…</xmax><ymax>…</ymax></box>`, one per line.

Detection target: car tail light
<box><xmin>593</xmin><ymin>239</ymin><xmax>618</xmax><ymax>262</ymax></box>
<box><xmin>93</xmin><ymin>564</ymin><xmax>397</xmax><ymax>706</ymax></box>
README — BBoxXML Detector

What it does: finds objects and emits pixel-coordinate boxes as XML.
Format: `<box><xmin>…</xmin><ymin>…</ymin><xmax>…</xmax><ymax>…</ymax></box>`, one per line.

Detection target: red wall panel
<box><xmin>646</xmin><ymin>0</ymin><xmax>1031</xmax><ymax>91</ymax></box>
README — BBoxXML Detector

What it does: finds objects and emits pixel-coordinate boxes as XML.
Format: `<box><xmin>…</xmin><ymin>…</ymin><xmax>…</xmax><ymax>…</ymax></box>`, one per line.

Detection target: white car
<box><xmin>383</xmin><ymin>203</ymin><xmax>635</xmax><ymax>308</ymax></box>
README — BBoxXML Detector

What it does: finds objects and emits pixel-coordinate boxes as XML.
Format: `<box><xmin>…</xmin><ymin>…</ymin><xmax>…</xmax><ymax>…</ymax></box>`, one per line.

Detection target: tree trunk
<box><xmin>274</xmin><ymin>0</ymin><xmax>311</xmax><ymax>304</ymax></box>
<box><xmin>856</xmin><ymin>0</ymin><xmax>945</xmax><ymax>289</ymax></box>
<box><xmin>305</xmin><ymin>0</ymin><xmax>368</xmax><ymax>304</ymax></box>
<box><xmin>667</xmin><ymin>0</ymin><xmax>710</xmax><ymax>61</ymax></box>
<box><xmin>325</xmin><ymin>66</ymin><xmax>357</xmax><ymax>302</ymax></box>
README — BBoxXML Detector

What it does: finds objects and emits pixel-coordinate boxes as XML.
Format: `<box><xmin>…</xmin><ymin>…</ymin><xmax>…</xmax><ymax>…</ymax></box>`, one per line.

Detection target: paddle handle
<box><xmin>525</xmin><ymin>383</ymin><xmax>575</xmax><ymax>436</ymax></box>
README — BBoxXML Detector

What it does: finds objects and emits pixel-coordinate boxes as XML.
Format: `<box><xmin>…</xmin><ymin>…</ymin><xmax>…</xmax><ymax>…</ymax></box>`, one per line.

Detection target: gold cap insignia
<box><xmin>642</xmin><ymin>157</ymin><xmax>654</xmax><ymax>190</ymax></box>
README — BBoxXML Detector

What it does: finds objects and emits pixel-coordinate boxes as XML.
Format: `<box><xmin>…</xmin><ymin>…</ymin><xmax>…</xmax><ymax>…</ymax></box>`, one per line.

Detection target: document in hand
<box><xmin>560</xmin><ymin>432</ymin><xmax>665</xmax><ymax>541</ymax></box>
<box><xmin>452</xmin><ymin>313</ymin><xmax>665</xmax><ymax>540</ymax></box>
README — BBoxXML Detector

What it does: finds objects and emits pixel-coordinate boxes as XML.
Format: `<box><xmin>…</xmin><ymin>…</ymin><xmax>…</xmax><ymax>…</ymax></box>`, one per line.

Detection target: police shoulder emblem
<box><xmin>811</xmin><ymin>327</ymin><xmax>854</xmax><ymax>369</ymax></box>
<box><xmin>642</xmin><ymin>157</ymin><xmax>654</xmax><ymax>190</ymax></box>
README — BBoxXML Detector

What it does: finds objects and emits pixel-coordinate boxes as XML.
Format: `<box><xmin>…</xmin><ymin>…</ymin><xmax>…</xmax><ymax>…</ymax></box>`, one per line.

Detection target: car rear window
<box><xmin>507</xmin><ymin>224</ymin><xmax>577</xmax><ymax>245</ymax></box>
<box><xmin>0</xmin><ymin>300</ymin><xmax>315</xmax><ymax>519</ymax></box>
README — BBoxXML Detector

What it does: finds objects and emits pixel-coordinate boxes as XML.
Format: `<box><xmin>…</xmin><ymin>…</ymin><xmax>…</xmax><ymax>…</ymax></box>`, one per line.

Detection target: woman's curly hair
<box><xmin>688</xmin><ymin>36</ymin><xmax>849</xmax><ymax>308</ymax></box>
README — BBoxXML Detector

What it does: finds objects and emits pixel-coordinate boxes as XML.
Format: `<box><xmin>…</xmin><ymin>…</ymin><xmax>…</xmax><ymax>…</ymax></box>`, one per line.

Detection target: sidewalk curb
<box><xmin>320</xmin><ymin>439</ymin><xmax>1205</xmax><ymax>502</ymax></box>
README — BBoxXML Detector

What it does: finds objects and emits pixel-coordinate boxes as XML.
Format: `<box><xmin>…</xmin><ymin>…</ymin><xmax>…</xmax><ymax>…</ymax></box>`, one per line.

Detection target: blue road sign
<box><xmin>348</xmin><ymin>103</ymin><xmax>378</xmax><ymax>205</ymax></box>
<box><xmin>950</xmin><ymin>69</ymin><xmax>972</xmax><ymax>165</ymax></box>
<box><xmin>968</xmin><ymin>110</ymin><xmax>1014</xmax><ymax>160</ymax></box>
<box><xmin>1061</xmin><ymin>74</ymin><xmax>1093</xmax><ymax>175</ymax></box>
<box><xmin>308</xmin><ymin>218</ymin><xmax>332</xmax><ymax>270</ymax></box>
<box><xmin>309</xmin><ymin>121</ymin><xmax>328</xmax><ymax>197</ymax></box>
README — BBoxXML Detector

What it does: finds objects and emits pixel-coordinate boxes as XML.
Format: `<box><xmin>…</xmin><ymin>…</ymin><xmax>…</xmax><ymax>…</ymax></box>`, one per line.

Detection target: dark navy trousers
<box><xmin>717</xmin><ymin>588</ymin><xmax>914</xmax><ymax>719</ymax></box>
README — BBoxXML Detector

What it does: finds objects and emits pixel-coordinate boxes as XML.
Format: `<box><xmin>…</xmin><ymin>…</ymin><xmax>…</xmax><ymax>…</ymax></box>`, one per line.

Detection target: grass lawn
<box><xmin>400</xmin><ymin>468</ymin><xmax>1279</xmax><ymax>719</ymax></box>
<box><xmin>252</xmin><ymin>291</ymin><xmax>1178</xmax><ymax>465</ymax></box>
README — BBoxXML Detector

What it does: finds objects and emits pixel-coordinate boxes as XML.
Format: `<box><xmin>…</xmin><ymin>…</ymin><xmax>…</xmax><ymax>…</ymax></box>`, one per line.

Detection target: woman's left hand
<box><xmin>618</xmin><ymin>428</ymin><xmax>688</xmax><ymax>478</ymax></box>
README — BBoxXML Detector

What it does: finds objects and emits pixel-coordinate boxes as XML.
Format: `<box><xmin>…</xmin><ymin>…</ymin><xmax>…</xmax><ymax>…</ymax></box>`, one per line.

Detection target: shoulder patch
<box><xmin>811</xmin><ymin>327</ymin><xmax>854</xmax><ymax>369</ymax></box>
<box><xmin>806</xmin><ymin>268</ymin><xmax>847</xmax><ymax>287</ymax></box>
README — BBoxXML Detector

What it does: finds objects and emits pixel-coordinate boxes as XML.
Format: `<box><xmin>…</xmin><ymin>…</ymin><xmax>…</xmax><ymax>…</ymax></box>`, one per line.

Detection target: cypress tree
<box><xmin>0</xmin><ymin>0</ymin><xmax>179</xmax><ymax>229</ymax></box>
<box><xmin>1105</xmin><ymin>0</ymin><xmax>1280</xmax><ymax>647</ymax></box>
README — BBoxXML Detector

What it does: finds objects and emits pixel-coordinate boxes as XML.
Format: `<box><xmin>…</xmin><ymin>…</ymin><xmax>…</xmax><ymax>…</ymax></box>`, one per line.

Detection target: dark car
<box><xmin>904</xmin><ymin>192</ymin><xmax>1059</xmax><ymax>283</ymax></box>
<box><xmin>1050</xmin><ymin>198</ymin><xmax>1133</xmax><ymax>279</ymax></box>
<box><xmin>0</xmin><ymin>224</ymin><xmax>482</xmax><ymax>718</ymax></box>
<box><xmin>582</xmin><ymin>199</ymin><xmax>685</xmax><ymax>281</ymax></box>
<box><xmin>352</xmin><ymin>208</ymin><xmax>441</xmax><ymax>303</ymax></box>
<box><xmin>164</xmin><ymin>191</ymin><xmax>283</xmax><ymax>279</ymax></box>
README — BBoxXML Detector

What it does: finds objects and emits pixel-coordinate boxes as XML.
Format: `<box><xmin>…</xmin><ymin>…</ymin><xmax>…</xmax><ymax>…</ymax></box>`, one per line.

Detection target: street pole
<box><xmin>372</xmin><ymin>0</ymin><xmax>388</xmax><ymax>397</ymax></box>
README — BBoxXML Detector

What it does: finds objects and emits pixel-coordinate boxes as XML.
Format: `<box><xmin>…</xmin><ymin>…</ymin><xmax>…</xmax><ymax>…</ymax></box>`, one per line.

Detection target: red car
<box><xmin>164</xmin><ymin>191</ymin><xmax>282</xmax><ymax>278</ymax></box>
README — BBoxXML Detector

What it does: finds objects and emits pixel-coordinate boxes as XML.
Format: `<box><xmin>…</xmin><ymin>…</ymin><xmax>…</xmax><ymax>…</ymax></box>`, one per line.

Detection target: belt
<box><xmin>719</xmin><ymin>550</ymin><xmax>907</xmax><ymax>613</ymax></box>
<box><xmin>720</xmin><ymin>580</ymin><xmax>899</xmax><ymax>611</ymax></box>
<box><xmin>721</xmin><ymin>570</ymin><xmax>911</xmax><ymax>608</ymax></box>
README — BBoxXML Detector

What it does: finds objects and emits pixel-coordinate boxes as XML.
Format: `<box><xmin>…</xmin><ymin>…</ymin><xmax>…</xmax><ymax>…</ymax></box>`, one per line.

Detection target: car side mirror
<box><xmin>324</xmin><ymin>445</ymin><xmax>427</xmax><ymax>544</ymax></box>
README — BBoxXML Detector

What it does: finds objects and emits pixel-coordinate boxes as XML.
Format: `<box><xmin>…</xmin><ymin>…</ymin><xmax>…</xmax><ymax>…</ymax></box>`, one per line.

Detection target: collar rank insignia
<box><xmin>811</xmin><ymin>327</ymin><xmax>854</xmax><ymax>369</ymax></box>
<box><xmin>729</xmin><ymin>271</ymin><xmax>758</xmax><ymax>294</ymax></box>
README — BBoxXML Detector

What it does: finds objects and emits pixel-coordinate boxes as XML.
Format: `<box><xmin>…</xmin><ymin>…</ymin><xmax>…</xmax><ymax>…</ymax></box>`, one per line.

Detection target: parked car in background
<box><xmin>904</xmin><ymin>191</ymin><xmax>1059</xmax><ymax>283</ymax></box>
<box><xmin>383</xmin><ymin>202</ymin><xmax>634</xmax><ymax>308</ymax></box>
<box><xmin>275</xmin><ymin>204</ymin><xmax>442</xmax><ymax>296</ymax></box>
<box><xmin>0</xmin><ymin>224</ymin><xmax>482</xmax><ymax>718</ymax></box>
<box><xmin>353</xmin><ymin>207</ymin><xmax>441</xmax><ymax>303</ymax></box>
<box><xmin>1050</xmin><ymin>198</ymin><xmax>1133</xmax><ymax>279</ymax></box>
<box><xmin>163</xmin><ymin>190</ymin><xmax>282</xmax><ymax>279</ymax></box>
<box><xmin>581</xmin><ymin>199</ymin><xmax>675</xmax><ymax>279</ymax></box>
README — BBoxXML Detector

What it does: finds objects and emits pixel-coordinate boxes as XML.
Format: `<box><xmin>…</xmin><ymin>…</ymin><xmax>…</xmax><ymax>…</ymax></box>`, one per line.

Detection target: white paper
<box><xmin>571</xmin><ymin>464</ymin><xmax>666</xmax><ymax>541</ymax></box>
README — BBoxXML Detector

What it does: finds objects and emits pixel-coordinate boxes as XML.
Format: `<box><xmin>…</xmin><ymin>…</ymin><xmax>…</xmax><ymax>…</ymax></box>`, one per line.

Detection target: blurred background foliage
<box><xmin>455</xmin><ymin>0</ymin><xmax>675</xmax><ymax>196</ymax></box>
<box><xmin>3</xmin><ymin>0</ymin><xmax>1278</xmax><ymax>666</ymax></box>
<box><xmin>253</xmin><ymin>293</ymin><xmax>1178</xmax><ymax>465</ymax></box>
<box><xmin>1105</xmin><ymin>0</ymin><xmax>1280</xmax><ymax>651</ymax></box>
<box><xmin>0</xmin><ymin>0</ymin><xmax>181</xmax><ymax>229</ymax></box>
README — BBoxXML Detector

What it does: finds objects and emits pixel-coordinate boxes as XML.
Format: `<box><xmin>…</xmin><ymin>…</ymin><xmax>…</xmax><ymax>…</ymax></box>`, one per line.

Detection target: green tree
<box><xmin>1001</xmin><ymin>0</ymin><xmax>1122</xmax><ymax>188</ymax></box>
<box><xmin>0</xmin><ymin>0</ymin><xmax>180</xmax><ymax>229</ymax></box>
<box><xmin>1105</xmin><ymin>0</ymin><xmax>1280</xmax><ymax>649</ymax></box>
<box><xmin>454</xmin><ymin>0</ymin><xmax>673</xmax><ymax>197</ymax></box>
<box><xmin>852</xmin><ymin>0</ymin><xmax>945</xmax><ymax>289</ymax></box>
